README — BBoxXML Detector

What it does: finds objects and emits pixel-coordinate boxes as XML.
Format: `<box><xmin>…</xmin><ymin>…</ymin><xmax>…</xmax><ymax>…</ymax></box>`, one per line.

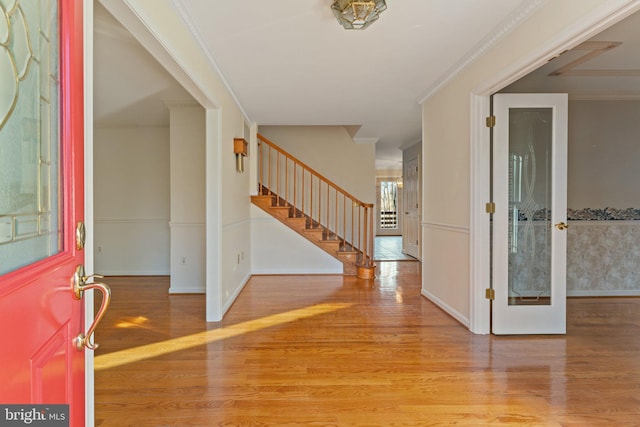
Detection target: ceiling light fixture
<box><xmin>331</xmin><ymin>0</ymin><xmax>387</xmax><ymax>30</ymax></box>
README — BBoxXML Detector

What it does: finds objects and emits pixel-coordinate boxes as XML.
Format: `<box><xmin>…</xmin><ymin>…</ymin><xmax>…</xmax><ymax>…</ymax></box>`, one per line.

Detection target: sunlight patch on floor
<box><xmin>115</xmin><ymin>316</ymin><xmax>150</xmax><ymax>329</ymax></box>
<box><xmin>94</xmin><ymin>302</ymin><xmax>353</xmax><ymax>370</ymax></box>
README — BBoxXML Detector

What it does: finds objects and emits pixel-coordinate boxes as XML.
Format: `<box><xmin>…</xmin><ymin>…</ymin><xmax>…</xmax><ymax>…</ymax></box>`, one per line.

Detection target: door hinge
<box><xmin>485</xmin><ymin>202</ymin><xmax>495</xmax><ymax>214</ymax></box>
<box><xmin>486</xmin><ymin>115</ymin><xmax>496</xmax><ymax>128</ymax></box>
<box><xmin>485</xmin><ymin>288</ymin><xmax>495</xmax><ymax>300</ymax></box>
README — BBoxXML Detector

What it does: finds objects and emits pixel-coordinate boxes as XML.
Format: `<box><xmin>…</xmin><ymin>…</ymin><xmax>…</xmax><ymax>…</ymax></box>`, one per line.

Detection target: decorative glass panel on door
<box><xmin>0</xmin><ymin>1</ymin><xmax>60</xmax><ymax>275</ymax></box>
<box><xmin>508</xmin><ymin>108</ymin><xmax>552</xmax><ymax>306</ymax></box>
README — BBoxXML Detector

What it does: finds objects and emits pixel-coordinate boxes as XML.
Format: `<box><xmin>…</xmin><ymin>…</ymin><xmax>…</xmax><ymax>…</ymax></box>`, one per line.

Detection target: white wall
<box><xmin>251</xmin><ymin>205</ymin><xmax>342</xmax><ymax>274</ymax></box>
<box><xmin>569</xmin><ymin>100</ymin><xmax>640</xmax><ymax>208</ymax></box>
<box><xmin>94</xmin><ymin>127</ymin><xmax>170</xmax><ymax>275</ymax></box>
<box><xmin>169</xmin><ymin>104</ymin><xmax>205</xmax><ymax>293</ymax></box>
<box><xmin>105</xmin><ymin>0</ymin><xmax>253</xmax><ymax>321</ymax></box>
<box><xmin>420</xmin><ymin>0</ymin><xmax>636</xmax><ymax>328</ymax></box>
<box><xmin>254</xmin><ymin>126</ymin><xmax>375</xmax><ymax>274</ymax></box>
<box><xmin>566</xmin><ymin>100</ymin><xmax>640</xmax><ymax>295</ymax></box>
<box><xmin>259</xmin><ymin>126</ymin><xmax>376</xmax><ymax>202</ymax></box>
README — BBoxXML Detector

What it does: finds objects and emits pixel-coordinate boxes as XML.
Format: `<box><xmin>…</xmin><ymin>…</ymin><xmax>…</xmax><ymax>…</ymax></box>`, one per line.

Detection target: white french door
<box><xmin>402</xmin><ymin>156</ymin><xmax>420</xmax><ymax>259</ymax></box>
<box><xmin>492</xmin><ymin>93</ymin><xmax>568</xmax><ymax>335</ymax></box>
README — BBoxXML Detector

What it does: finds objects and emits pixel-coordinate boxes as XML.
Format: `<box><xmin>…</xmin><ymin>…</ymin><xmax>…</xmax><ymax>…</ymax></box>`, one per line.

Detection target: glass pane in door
<box><xmin>508</xmin><ymin>108</ymin><xmax>552</xmax><ymax>306</ymax></box>
<box><xmin>0</xmin><ymin>1</ymin><xmax>60</xmax><ymax>275</ymax></box>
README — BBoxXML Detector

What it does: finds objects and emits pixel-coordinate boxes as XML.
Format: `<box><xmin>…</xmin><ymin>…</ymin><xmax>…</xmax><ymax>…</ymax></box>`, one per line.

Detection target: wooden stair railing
<box><xmin>252</xmin><ymin>134</ymin><xmax>375</xmax><ymax>279</ymax></box>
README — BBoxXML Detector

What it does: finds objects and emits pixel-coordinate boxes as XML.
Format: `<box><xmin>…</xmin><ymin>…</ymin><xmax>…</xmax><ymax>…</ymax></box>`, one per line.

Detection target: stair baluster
<box><xmin>253</xmin><ymin>134</ymin><xmax>375</xmax><ymax>278</ymax></box>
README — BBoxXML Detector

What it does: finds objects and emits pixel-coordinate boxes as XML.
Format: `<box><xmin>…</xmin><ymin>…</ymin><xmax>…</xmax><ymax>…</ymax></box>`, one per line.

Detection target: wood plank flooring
<box><xmin>94</xmin><ymin>262</ymin><xmax>640</xmax><ymax>426</ymax></box>
<box><xmin>374</xmin><ymin>236</ymin><xmax>416</xmax><ymax>261</ymax></box>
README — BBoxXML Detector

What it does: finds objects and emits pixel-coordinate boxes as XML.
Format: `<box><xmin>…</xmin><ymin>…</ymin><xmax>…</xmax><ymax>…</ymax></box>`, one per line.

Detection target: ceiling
<box><xmin>503</xmin><ymin>8</ymin><xmax>640</xmax><ymax>97</ymax></box>
<box><xmin>94</xmin><ymin>1</ymin><xmax>640</xmax><ymax>170</ymax></box>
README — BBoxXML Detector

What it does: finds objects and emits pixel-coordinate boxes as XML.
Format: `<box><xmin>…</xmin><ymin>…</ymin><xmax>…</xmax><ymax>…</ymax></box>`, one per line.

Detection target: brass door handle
<box><xmin>555</xmin><ymin>222</ymin><xmax>569</xmax><ymax>230</ymax></box>
<box><xmin>71</xmin><ymin>265</ymin><xmax>111</xmax><ymax>351</ymax></box>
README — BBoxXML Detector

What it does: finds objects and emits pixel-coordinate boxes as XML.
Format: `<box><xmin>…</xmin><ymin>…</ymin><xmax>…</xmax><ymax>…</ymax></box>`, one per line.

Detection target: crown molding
<box><xmin>399</xmin><ymin>139</ymin><xmax>421</xmax><ymax>151</ymax></box>
<box><xmin>353</xmin><ymin>137</ymin><xmax>379</xmax><ymax>145</ymax></box>
<box><xmin>418</xmin><ymin>0</ymin><xmax>546</xmax><ymax>104</ymax></box>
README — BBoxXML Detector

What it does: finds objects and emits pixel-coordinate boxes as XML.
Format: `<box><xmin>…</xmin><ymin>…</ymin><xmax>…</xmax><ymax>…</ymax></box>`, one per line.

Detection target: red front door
<box><xmin>0</xmin><ymin>1</ymin><xmax>87</xmax><ymax>425</ymax></box>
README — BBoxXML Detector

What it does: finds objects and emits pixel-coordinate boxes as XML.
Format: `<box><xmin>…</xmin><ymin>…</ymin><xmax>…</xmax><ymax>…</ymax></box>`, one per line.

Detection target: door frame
<box><xmin>376</xmin><ymin>177</ymin><xmax>403</xmax><ymax>236</ymax></box>
<box><xmin>83</xmin><ymin>1</ymin><xmax>95</xmax><ymax>425</ymax></box>
<box><xmin>468</xmin><ymin>2</ymin><xmax>640</xmax><ymax>334</ymax></box>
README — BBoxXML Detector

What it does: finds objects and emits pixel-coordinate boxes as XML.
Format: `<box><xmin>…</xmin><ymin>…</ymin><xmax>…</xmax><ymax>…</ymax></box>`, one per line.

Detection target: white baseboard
<box><xmin>568</xmin><ymin>290</ymin><xmax>640</xmax><ymax>297</ymax></box>
<box><xmin>222</xmin><ymin>272</ymin><xmax>252</xmax><ymax>317</ymax></box>
<box><xmin>251</xmin><ymin>267</ymin><xmax>342</xmax><ymax>275</ymax></box>
<box><xmin>169</xmin><ymin>286</ymin><xmax>205</xmax><ymax>294</ymax></box>
<box><xmin>421</xmin><ymin>288</ymin><xmax>470</xmax><ymax>329</ymax></box>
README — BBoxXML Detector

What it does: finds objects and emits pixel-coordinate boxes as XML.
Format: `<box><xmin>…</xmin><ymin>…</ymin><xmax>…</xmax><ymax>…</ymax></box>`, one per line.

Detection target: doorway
<box><xmin>470</xmin><ymin>4</ymin><xmax>640</xmax><ymax>334</ymax></box>
<box><xmin>376</xmin><ymin>177</ymin><xmax>402</xmax><ymax>236</ymax></box>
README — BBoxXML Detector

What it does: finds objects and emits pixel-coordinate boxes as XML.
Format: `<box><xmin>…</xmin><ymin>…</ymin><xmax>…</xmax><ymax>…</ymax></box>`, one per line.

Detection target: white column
<box><xmin>168</xmin><ymin>103</ymin><xmax>206</xmax><ymax>293</ymax></box>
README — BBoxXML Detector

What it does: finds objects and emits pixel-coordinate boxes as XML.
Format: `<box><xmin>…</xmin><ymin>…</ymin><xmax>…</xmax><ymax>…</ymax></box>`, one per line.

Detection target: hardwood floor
<box><xmin>95</xmin><ymin>262</ymin><xmax>640</xmax><ymax>426</ymax></box>
<box><xmin>374</xmin><ymin>236</ymin><xmax>416</xmax><ymax>261</ymax></box>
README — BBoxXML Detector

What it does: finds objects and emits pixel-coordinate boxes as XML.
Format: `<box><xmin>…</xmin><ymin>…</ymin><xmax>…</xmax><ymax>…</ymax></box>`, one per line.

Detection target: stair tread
<box><xmin>252</xmin><ymin>185</ymin><xmax>370</xmax><ymax>277</ymax></box>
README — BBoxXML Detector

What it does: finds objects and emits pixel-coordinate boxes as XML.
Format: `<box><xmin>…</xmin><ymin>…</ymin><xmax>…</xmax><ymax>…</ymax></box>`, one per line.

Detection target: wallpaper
<box><xmin>508</xmin><ymin>208</ymin><xmax>640</xmax><ymax>295</ymax></box>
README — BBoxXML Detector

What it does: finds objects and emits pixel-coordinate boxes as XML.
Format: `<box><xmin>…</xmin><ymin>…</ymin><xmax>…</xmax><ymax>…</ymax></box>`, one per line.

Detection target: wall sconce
<box><xmin>233</xmin><ymin>138</ymin><xmax>248</xmax><ymax>173</ymax></box>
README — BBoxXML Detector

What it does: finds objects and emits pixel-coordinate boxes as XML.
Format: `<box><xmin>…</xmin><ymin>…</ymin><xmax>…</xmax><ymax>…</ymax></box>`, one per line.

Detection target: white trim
<box><xmin>422</xmin><ymin>221</ymin><xmax>470</xmax><ymax>234</ymax></box>
<box><xmin>469</xmin><ymin>93</ymin><xmax>491</xmax><ymax>335</ymax></box>
<box><xmin>399</xmin><ymin>139</ymin><xmax>421</xmax><ymax>151</ymax></box>
<box><xmin>252</xmin><ymin>268</ymin><xmax>343</xmax><ymax>275</ymax></box>
<box><xmin>222</xmin><ymin>218</ymin><xmax>252</xmax><ymax>229</ymax></box>
<box><xmin>84</xmin><ymin>1</ymin><xmax>96</xmax><ymax>425</ymax></box>
<box><xmin>469</xmin><ymin>0</ymin><xmax>640</xmax><ymax>335</ymax></box>
<box><xmin>206</xmin><ymin>108</ymin><xmax>223</xmax><ymax>322</ymax></box>
<box><xmin>169</xmin><ymin>222</ymin><xmax>205</xmax><ymax>228</ymax></box>
<box><xmin>568</xmin><ymin>290</ymin><xmax>640</xmax><ymax>297</ymax></box>
<box><xmin>169</xmin><ymin>286</ymin><xmax>205</xmax><ymax>294</ymax></box>
<box><xmin>421</xmin><ymin>289</ymin><xmax>470</xmax><ymax>329</ymax></box>
<box><xmin>221</xmin><ymin>272</ymin><xmax>251</xmax><ymax>315</ymax></box>
<box><xmin>353</xmin><ymin>137</ymin><xmax>379</xmax><ymax>145</ymax></box>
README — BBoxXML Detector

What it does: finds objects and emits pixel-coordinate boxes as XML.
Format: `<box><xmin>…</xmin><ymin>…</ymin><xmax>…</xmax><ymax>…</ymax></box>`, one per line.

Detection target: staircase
<box><xmin>251</xmin><ymin>134</ymin><xmax>376</xmax><ymax>279</ymax></box>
